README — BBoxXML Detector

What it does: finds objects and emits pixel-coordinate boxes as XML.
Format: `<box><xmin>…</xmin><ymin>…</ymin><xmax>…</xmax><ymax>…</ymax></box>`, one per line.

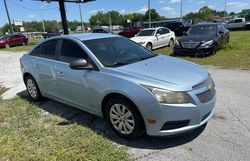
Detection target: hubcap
<box><xmin>27</xmin><ymin>79</ymin><xmax>37</xmax><ymax>98</ymax></box>
<box><xmin>109</xmin><ymin>104</ymin><xmax>135</xmax><ymax>135</ymax></box>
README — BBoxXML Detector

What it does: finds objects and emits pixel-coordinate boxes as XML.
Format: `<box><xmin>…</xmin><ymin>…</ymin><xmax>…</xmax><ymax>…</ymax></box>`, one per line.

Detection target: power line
<box><xmin>8</xmin><ymin>0</ymin><xmax>59</xmax><ymax>11</ymax></box>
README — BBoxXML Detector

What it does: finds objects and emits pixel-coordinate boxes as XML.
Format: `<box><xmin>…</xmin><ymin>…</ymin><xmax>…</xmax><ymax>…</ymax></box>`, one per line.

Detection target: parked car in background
<box><xmin>42</xmin><ymin>33</ymin><xmax>61</xmax><ymax>39</ymax></box>
<box><xmin>174</xmin><ymin>23</ymin><xmax>229</xmax><ymax>56</ymax></box>
<box><xmin>20</xmin><ymin>33</ymin><xmax>216</xmax><ymax>139</ymax></box>
<box><xmin>164</xmin><ymin>21</ymin><xmax>190</xmax><ymax>36</ymax></box>
<box><xmin>92</xmin><ymin>27</ymin><xmax>113</xmax><ymax>34</ymax></box>
<box><xmin>226</xmin><ymin>18</ymin><xmax>250</xmax><ymax>30</ymax></box>
<box><xmin>130</xmin><ymin>27</ymin><xmax>175</xmax><ymax>50</ymax></box>
<box><xmin>0</xmin><ymin>34</ymin><xmax>28</xmax><ymax>48</ymax></box>
<box><xmin>118</xmin><ymin>27</ymin><xmax>141</xmax><ymax>38</ymax></box>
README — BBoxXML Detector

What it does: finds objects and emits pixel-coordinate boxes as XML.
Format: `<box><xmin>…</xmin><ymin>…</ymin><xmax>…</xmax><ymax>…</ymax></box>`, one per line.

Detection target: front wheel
<box><xmin>106</xmin><ymin>97</ymin><xmax>145</xmax><ymax>139</ymax></box>
<box><xmin>4</xmin><ymin>44</ymin><xmax>10</xmax><ymax>48</ymax></box>
<box><xmin>146</xmin><ymin>43</ymin><xmax>152</xmax><ymax>51</ymax></box>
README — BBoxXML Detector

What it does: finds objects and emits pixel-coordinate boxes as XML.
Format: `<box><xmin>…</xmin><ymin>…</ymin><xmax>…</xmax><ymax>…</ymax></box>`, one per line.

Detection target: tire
<box><xmin>24</xmin><ymin>75</ymin><xmax>42</xmax><ymax>101</ymax></box>
<box><xmin>106</xmin><ymin>97</ymin><xmax>145</xmax><ymax>139</ymax></box>
<box><xmin>169</xmin><ymin>39</ymin><xmax>174</xmax><ymax>48</ymax></box>
<box><xmin>212</xmin><ymin>44</ymin><xmax>218</xmax><ymax>55</ymax></box>
<box><xmin>146</xmin><ymin>43</ymin><xmax>152</xmax><ymax>51</ymax></box>
<box><xmin>22</xmin><ymin>42</ymin><xmax>27</xmax><ymax>46</ymax></box>
<box><xmin>4</xmin><ymin>44</ymin><xmax>10</xmax><ymax>48</ymax></box>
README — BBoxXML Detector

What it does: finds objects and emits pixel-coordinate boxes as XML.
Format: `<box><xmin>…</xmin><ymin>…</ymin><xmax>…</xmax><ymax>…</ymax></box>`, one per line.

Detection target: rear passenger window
<box><xmin>30</xmin><ymin>45</ymin><xmax>40</xmax><ymax>56</ymax></box>
<box><xmin>162</xmin><ymin>28</ymin><xmax>170</xmax><ymax>34</ymax></box>
<box><xmin>59</xmin><ymin>40</ymin><xmax>87</xmax><ymax>63</ymax></box>
<box><xmin>40</xmin><ymin>40</ymin><xmax>58</xmax><ymax>60</ymax></box>
<box><xmin>235</xmin><ymin>19</ymin><xmax>242</xmax><ymax>23</ymax></box>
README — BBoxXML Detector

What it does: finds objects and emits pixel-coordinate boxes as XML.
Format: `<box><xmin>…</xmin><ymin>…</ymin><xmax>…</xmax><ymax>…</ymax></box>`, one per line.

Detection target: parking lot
<box><xmin>0</xmin><ymin>51</ymin><xmax>250</xmax><ymax>161</ymax></box>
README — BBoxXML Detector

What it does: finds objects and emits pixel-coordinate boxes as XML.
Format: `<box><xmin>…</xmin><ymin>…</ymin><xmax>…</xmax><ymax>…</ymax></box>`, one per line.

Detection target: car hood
<box><xmin>109</xmin><ymin>55</ymin><xmax>209</xmax><ymax>91</ymax></box>
<box><xmin>130</xmin><ymin>36</ymin><xmax>152</xmax><ymax>42</ymax></box>
<box><xmin>179</xmin><ymin>35</ymin><xmax>216</xmax><ymax>42</ymax></box>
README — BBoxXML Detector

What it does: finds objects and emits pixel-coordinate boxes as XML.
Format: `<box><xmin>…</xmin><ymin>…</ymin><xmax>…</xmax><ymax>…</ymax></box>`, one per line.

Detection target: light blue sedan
<box><xmin>20</xmin><ymin>33</ymin><xmax>216</xmax><ymax>139</ymax></box>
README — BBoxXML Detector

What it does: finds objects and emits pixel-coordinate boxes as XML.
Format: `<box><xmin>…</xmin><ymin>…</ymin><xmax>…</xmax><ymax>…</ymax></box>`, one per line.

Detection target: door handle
<box><xmin>34</xmin><ymin>64</ymin><xmax>39</xmax><ymax>69</ymax></box>
<box><xmin>57</xmin><ymin>71</ymin><xmax>64</xmax><ymax>76</ymax></box>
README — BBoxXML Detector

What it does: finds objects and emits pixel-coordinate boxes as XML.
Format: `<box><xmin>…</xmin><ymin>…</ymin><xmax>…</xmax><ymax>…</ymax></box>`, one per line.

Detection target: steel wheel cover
<box><xmin>109</xmin><ymin>104</ymin><xmax>135</xmax><ymax>135</ymax></box>
<box><xmin>27</xmin><ymin>79</ymin><xmax>37</xmax><ymax>98</ymax></box>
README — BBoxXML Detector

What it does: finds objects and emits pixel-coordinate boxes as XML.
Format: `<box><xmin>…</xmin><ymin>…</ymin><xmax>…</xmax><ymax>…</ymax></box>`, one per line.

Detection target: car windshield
<box><xmin>0</xmin><ymin>35</ymin><xmax>10</xmax><ymax>40</ymax></box>
<box><xmin>83</xmin><ymin>37</ymin><xmax>157</xmax><ymax>67</ymax></box>
<box><xmin>189</xmin><ymin>25</ymin><xmax>216</xmax><ymax>35</ymax></box>
<box><xmin>137</xmin><ymin>30</ymin><xmax>155</xmax><ymax>36</ymax></box>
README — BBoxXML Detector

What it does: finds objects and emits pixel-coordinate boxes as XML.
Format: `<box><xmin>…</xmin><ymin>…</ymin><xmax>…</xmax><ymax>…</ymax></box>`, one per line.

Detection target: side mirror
<box><xmin>69</xmin><ymin>58</ymin><xmax>93</xmax><ymax>70</ymax></box>
<box><xmin>156</xmin><ymin>33</ymin><xmax>160</xmax><ymax>37</ymax></box>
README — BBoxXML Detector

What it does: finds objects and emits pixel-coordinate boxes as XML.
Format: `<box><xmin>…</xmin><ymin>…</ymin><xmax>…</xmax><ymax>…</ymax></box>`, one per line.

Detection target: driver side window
<box><xmin>59</xmin><ymin>39</ymin><xmax>87</xmax><ymax>63</ymax></box>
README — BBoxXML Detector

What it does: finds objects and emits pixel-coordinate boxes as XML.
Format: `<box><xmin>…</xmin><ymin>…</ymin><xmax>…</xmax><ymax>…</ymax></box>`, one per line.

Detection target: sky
<box><xmin>1</xmin><ymin>0</ymin><xmax>250</xmax><ymax>27</ymax></box>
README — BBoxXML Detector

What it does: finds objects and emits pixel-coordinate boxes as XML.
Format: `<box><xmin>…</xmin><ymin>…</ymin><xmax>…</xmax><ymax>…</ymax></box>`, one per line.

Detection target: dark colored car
<box><xmin>118</xmin><ymin>27</ymin><xmax>141</xmax><ymax>38</ymax></box>
<box><xmin>0</xmin><ymin>34</ymin><xmax>28</xmax><ymax>48</ymax></box>
<box><xmin>174</xmin><ymin>23</ymin><xmax>229</xmax><ymax>56</ymax></box>
<box><xmin>164</xmin><ymin>21</ymin><xmax>190</xmax><ymax>36</ymax></box>
<box><xmin>42</xmin><ymin>33</ymin><xmax>61</xmax><ymax>39</ymax></box>
<box><xmin>92</xmin><ymin>27</ymin><xmax>112</xmax><ymax>34</ymax></box>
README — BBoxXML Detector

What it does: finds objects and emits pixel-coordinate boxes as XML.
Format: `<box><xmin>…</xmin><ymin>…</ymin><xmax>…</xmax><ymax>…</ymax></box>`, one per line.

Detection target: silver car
<box><xmin>20</xmin><ymin>34</ymin><xmax>216</xmax><ymax>139</ymax></box>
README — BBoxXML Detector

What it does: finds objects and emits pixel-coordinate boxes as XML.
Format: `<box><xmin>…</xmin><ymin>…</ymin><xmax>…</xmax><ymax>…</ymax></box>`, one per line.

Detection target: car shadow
<box><xmin>17</xmin><ymin>90</ymin><xmax>206</xmax><ymax>150</ymax></box>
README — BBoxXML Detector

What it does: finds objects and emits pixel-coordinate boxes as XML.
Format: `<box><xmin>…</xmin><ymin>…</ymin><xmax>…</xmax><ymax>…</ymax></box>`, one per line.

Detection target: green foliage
<box><xmin>89</xmin><ymin>9</ymin><xmax>164</xmax><ymax>27</ymax></box>
<box><xmin>155</xmin><ymin>31</ymin><xmax>250</xmax><ymax>69</ymax></box>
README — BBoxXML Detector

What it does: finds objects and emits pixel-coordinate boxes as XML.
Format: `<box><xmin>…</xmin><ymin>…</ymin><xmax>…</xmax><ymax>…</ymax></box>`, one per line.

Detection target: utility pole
<box><xmin>148</xmin><ymin>0</ymin><xmax>151</xmax><ymax>28</ymax></box>
<box><xmin>78</xmin><ymin>3</ymin><xmax>84</xmax><ymax>33</ymax></box>
<box><xmin>180</xmin><ymin>0</ymin><xmax>183</xmax><ymax>22</ymax></box>
<box><xmin>224</xmin><ymin>0</ymin><xmax>227</xmax><ymax>22</ymax></box>
<box><xmin>3</xmin><ymin>0</ymin><xmax>14</xmax><ymax>33</ymax></box>
<box><xmin>58</xmin><ymin>0</ymin><xmax>69</xmax><ymax>35</ymax></box>
<box><xmin>40</xmin><ymin>3</ymin><xmax>48</xmax><ymax>33</ymax></box>
<box><xmin>109</xmin><ymin>12</ymin><xmax>112</xmax><ymax>30</ymax></box>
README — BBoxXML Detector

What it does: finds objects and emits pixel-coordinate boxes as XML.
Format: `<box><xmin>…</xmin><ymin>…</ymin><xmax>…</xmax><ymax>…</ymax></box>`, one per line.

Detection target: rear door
<box><xmin>161</xmin><ymin>28</ymin><xmax>171</xmax><ymax>45</ymax></box>
<box><xmin>31</xmin><ymin>39</ymin><xmax>59</xmax><ymax>97</ymax></box>
<box><xmin>234</xmin><ymin>19</ymin><xmax>244</xmax><ymax>28</ymax></box>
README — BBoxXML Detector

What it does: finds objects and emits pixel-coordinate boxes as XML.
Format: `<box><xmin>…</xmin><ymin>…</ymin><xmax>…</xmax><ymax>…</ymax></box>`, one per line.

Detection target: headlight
<box><xmin>201</xmin><ymin>40</ymin><xmax>214</xmax><ymax>47</ymax></box>
<box><xmin>138</xmin><ymin>41</ymin><xmax>146</xmax><ymax>45</ymax></box>
<box><xmin>143</xmin><ymin>86</ymin><xmax>191</xmax><ymax>104</ymax></box>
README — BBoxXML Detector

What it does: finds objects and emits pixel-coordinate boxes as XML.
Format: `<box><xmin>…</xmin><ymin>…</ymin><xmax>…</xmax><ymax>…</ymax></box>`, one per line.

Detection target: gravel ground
<box><xmin>0</xmin><ymin>51</ymin><xmax>250</xmax><ymax>161</ymax></box>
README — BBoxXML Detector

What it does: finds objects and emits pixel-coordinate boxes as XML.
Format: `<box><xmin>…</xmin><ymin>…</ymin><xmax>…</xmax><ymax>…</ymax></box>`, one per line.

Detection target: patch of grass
<box><xmin>155</xmin><ymin>30</ymin><xmax>250</xmax><ymax>69</ymax></box>
<box><xmin>0</xmin><ymin>86</ymin><xmax>8</xmax><ymax>100</ymax></box>
<box><xmin>0</xmin><ymin>97</ymin><xmax>129</xmax><ymax>161</ymax></box>
<box><xmin>0</xmin><ymin>39</ymin><xmax>41</xmax><ymax>52</ymax></box>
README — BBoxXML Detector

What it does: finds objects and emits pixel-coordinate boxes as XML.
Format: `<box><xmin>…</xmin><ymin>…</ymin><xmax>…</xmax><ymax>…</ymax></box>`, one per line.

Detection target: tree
<box><xmin>144</xmin><ymin>9</ymin><xmax>163</xmax><ymax>22</ymax></box>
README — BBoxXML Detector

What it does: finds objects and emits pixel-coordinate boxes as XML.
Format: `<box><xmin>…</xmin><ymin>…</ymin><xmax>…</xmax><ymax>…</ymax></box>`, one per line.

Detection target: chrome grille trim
<box><xmin>181</xmin><ymin>42</ymin><xmax>200</xmax><ymax>49</ymax></box>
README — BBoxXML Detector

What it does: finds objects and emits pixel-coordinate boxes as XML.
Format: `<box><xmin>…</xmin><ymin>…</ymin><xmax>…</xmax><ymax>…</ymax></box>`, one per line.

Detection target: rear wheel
<box><xmin>24</xmin><ymin>75</ymin><xmax>42</xmax><ymax>101</ymax></box>
<box><xmin>146</xmin><ymin>43</ymin><xmax>152</xmax><ymax>51</ymax></box>
<box><xmin>4</xmin><ymin>44</ymin><xmax>9</xmax><ymax>48</ymax></box>
<box><xmin>106</xmin><ymin>97</ymin><xmax>145</xmax><ymax>139</ymax></box>
<box><xmin>169</xmin><ymin>39</ymin><xmax>175</xmax><ymax>48</ymax></box>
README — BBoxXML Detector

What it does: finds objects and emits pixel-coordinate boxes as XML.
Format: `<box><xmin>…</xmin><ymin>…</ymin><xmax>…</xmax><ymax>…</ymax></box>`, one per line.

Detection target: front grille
<box><xmin>181</xmin><ymin>42</ymin><xmax>200</xmax><ymax>49</ymax></box>
<box><xmin>161</xmin><ymin>120</ymin><xmax>190</xmax><ymax>130</ymax></box>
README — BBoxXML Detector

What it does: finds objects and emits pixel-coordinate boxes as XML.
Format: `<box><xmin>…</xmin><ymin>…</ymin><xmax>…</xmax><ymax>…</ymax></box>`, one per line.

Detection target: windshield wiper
<box><xmin>106</xmin><ymin>61</ymin><xmax>131</xmax><ymax>67</ymax></box>
<box><xmin>106</xmin><ymin>54</ymin><xmax>158</xmax><ymax>67</ymax></box>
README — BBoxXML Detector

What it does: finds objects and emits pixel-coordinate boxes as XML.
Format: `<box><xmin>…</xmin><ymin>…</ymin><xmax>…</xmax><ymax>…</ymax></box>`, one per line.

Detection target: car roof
<box><xmin>58</xmin><ymin>33</ymin><xmax>120</xmax><ymax>41</ymax></box>
<box><xmin>142</xmin><ymin>27</ymin><xmax>165</xmax><ymax>30</ymax></box>
<box><xmin>193</xmin><ymin>23</ymin><xmax>218</xmax><ymax>27</ymax></box>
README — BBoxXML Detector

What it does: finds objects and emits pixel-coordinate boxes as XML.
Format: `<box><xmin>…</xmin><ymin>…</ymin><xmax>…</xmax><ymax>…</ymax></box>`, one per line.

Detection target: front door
<box><xmin>54</xmin><ymin>39</ymin><xmax>99</xmax><ymax>113</ymax></box>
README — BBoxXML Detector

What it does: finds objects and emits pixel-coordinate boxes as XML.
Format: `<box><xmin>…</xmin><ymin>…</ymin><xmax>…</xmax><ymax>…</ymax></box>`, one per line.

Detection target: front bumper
<box><xmin>142</xmin><ymin>80</ymin><xmax>216</xmax><ymax>136</ymax></box>
<box><xmin>173</xmin><ymin>45</ymin><xmax>215</xmax><ymax>56</ymax></box>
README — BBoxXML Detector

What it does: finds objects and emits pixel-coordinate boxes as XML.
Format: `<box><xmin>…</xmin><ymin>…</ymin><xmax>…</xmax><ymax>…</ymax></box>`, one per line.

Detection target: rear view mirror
<box><xmin>69</xmin><ymin>58</ymin><xmax>93</xmax><ymax>70</ymax></box>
